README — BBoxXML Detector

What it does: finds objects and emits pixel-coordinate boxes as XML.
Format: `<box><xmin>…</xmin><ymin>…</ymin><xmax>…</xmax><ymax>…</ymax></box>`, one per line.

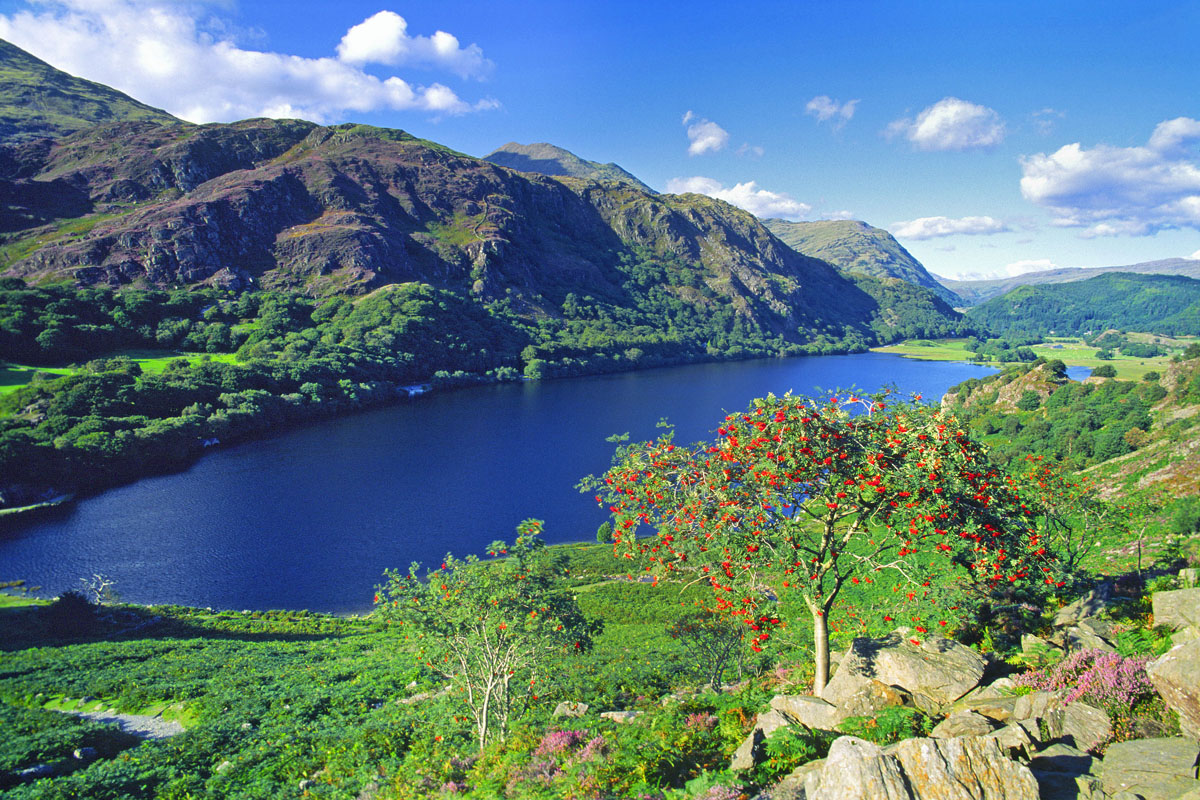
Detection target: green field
<box><xmin>872</xmin><ymin>336</ymin><xmax>1187</xmax><ymax>381</ymax></box>
<box><xmin>0</xmin><ymin>351</ymin><xmax>239</xmax><ymax>396</ymax></box>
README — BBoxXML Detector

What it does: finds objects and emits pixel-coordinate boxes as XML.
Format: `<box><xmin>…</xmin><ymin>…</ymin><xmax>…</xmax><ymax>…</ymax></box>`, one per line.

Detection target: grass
<box><xmin>869</xmin><ymin>338</ymin><xmax>976</xmax><ymax>361</ymax></box>
<box><xmin>0</xmin><ymin>212</ymin><xmax>129</xmax><ymax>268</ymax></box>
<box><xmin>0</xmin><ymin>351</ymin><xmax>239</xmax><ymax>395</ymax></box>
<box><xmin>872</xmin><ymin>336</ymin><xmax>1183</xmax><ymax>380</ymax></box>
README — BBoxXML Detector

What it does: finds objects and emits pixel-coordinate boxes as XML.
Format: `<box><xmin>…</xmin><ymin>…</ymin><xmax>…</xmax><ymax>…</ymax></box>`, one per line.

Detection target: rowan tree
<box><xmin>583</xmin><ymin>390</ymin><xmax>1060</xmax><ymax>695</ymax></box>
<box><xmin>375</xmin><ymin>520</ymin><xmax>598</xmax><ymax>749</ymax></box>
<box><xmin>1014</xmin><ymin>455</ymin><xmax>1112</xmax><ymax>576</ymax></box>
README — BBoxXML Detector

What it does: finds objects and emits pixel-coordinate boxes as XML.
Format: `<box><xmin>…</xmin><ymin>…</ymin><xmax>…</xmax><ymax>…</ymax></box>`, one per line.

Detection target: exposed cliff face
<box><xmin>2</xmin><ymin>119</ymin><xmax>882</xmax><ymax>340</ymax></box>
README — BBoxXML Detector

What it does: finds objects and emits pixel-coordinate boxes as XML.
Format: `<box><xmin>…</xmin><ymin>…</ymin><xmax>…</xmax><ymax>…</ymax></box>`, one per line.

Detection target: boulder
<box><xmin>803</xmin><ymin>735</ymin><xmax>1039</xmax><ymax>800</ymax></box>
<box><xmin>730</xmin><ymin>708</ymin><xmax>798</xmax><ymax>771</ymax></box>
<box><xmin>1099</xmin><ymin>737</ymin><xmax>1200</xmax><ymax>800</ymax></box>
<box><xmin>821</xmin><ymin>633</ymin><xmax>985</xmax><ymax>710</ymax></box>
<box><xmin>1147</xmin><ymin>640</ymin><xmax>1200</xmax><ymax>741</ymax></box>
<box><xmin>840</xmin><ymin>679</ymin><xmax>922</xmax><ymax>717</ymax></box>
<box><xmin>1065</xmin><ymin>625</ymin><xmax>1117</xmax><ymax>653</ymax></box>
<box><xmin>1027</xmin><ymin>743</ymin><xmax>1099</xmax><ymax>800</ymax></box>
<box><xmin>1013</xmin><ymin>690</ymin><xmax>1068</xmax><ymax>723</ymax></box>
<box><xmin>769</xmin><ymin>695</ymin><xmax>845</xmax><ymax>731</ymax></box>
<box><xmin>1054</xmin><ymin>588</ymin><xmax>1112</xmax><ymax>628</ymax></box>
<box><xmin>599</xmin><ymin>710</ymin><xmax>641</xmax><ymax>724</ymax></box>
<box><xmin>553</xmin><ymin>701</ymin><xmax>589</xmax><ymax>718</ymax></box>
<box><xmin>1180</xmin><ymin>568</ymin><xmax>1198</xmax><ymax>589</ymax></box>
<box><xmin>1154</xmin><ymin>589</ymin><xmax>1200</xmax><ymax>632</ymax></box>
<box><xmin>1044</xmin><ymin>702</ymin><xmax>1112</xmax><ymax>752</ymax></box>
<box><xmin>957</xmin><ymin>695</ymin><xmax>1019</xmax><ymax>723</ymax></box>
<box><xmin>986</xmin><ymin>721</ymin><xmax>1039</xmax><ymax>759</ymax></box>
<box><xmin>931</xmin><ymin>710</ymin><xmax>998</xmax><ymax>739</ymax></box>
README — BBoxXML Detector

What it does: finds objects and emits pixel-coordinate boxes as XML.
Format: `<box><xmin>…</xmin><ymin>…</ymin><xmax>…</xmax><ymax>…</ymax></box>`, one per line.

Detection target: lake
<box><xmin>0</xmin><ymin>353</ymin><xmax>1016</xmax><ymax>612</ymax></box>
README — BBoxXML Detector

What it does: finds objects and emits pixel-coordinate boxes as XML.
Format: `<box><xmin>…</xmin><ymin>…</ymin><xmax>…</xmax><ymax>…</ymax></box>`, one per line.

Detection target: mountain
<box><xmin>0</xmin><ymin>38</ymin><xmax>180</xmax><ymax>145</ymax></box>
<box><xmin>938</xmin><ymin>258</ymin><xmax>1200</xmax><ymax>306</ymax></box>
<box><xmin>0</xmin><ymin>117</ymin><xmax>941</xmax><ymax>347</ymax></box>
<box><xmin>964</xmin><ymin>272</ymin><xmax>1200</xmax><ymax>336</ymax></box>
<box><xmin>483</xmin><ymin>141</ymin><xmax>653</xmax><ymax>192</ymax></box>
<box><xmin>762</xmin><ymin>218</ymin><xmax>962</xmax><ymax>306</ymax></box>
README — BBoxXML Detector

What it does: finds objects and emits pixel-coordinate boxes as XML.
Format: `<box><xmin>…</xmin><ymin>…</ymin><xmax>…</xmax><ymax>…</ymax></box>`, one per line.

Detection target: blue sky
<box><xmin>2</xmin><ymin>0</ymin><xmax>1198</xmax><ymax>279</ymax></box>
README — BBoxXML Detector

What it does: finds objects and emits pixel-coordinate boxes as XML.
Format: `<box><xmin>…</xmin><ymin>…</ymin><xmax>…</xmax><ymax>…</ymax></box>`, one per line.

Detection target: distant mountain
<box><xmin>762</xmin><ymin>218</ymin><xmax>961</xmax><ymax>306</ymax></box>
<box><xmin>483</xmin><ymin>142</ymin><xmax>652</xmax><ymax>192</ymax></box>
<box><xmin>0</xmin><ymin>38</ymin><xmax>179</xmax><ymax>144</ymax></box>
<box><xmin>938</xmin><ymin>258</ymin><xmax>1200</xmax><ymax>306</ymax></box>
<box><xmin>964</xmin><ymin>272</ymin><xmax>1200</xmax><ymax>336</ymax></box>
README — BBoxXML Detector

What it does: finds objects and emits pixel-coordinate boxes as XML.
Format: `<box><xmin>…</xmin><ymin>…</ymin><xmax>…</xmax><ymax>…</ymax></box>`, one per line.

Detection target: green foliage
<box><xmin>374</xmin><ymin>521</ymin><xmax>599</xmax><ymax>748</ymax></box>
<box><xmin>836</xmin><ymin>705</ymin><xmax>934</xmax><ymax>745</ymax></box>
<box><xmin>965</xmin><ymin>272</ymin><xmax>1200</xmax><ymax>337</ymax></box>
<box><xmin>751</xmin><ymin>725</ymin><xmax>833</xmax><ymax>784</ymax></box>
<box><xmin>1092</xmin><ymin>365</ymin><xmax>1117</xmax><ymax>378</ymax></box>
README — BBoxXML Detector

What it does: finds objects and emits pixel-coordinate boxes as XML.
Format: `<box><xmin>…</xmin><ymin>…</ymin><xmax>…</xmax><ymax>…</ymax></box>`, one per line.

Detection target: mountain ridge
<box><xmin>0</xmin><ymin>37</ymin><xmax>180</xmax><ymax>144</ymax></box>
<box><xmin>938</xmin><ymin>257</ymin><xmax>1200</xmax><ymax>305</ymax></box>
<box><xmin>762</xmin><ymin>218</ymin><xmax>961</xmax><ymax>306</ymax></box>
<box><xmin>482</xmin><ymin>141</ymin><xmax>652</xmax><ymax>192</ymax></box>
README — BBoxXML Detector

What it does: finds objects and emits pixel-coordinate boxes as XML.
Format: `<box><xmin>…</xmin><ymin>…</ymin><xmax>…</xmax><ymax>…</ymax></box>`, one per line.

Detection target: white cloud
<box><xmin>1020</xmin><ymin>117</ymin><xmax>1200</xmax><ymax>237</ymax></box>
<box><xmin>821</xmin><ymin>209</ymin><xmax>856</xmax><ymax>220</ymax></box>
<box><xmin>682</xmin><ymin>111</ymin><xmax>729</xmax><ymax>156</ymax></box>
<box><xmin>737</xmin><ymin>143</ymin><xmax>764</xmax><ymax>158</ymax></box>
<box><xmin>0</xmin><ymin>0</ymin><xmax>497</xmax><ymax>124</ymax></box>
<box><xmin>1031</xmin><ymin>108</ymin><xmax>1065</xmax><ymax>136</ymax></box>
<box><xmin>805</xmin><ymin>95</ymin><xmax>859</xmax><ymax>130</ymax></box>
<box><xmin>336</xmin><ymin>11</ymin><xmax>492</xmax><ymax>78</ymax></box>
<box><xmin>891</xmin><ymin>215</ymin><xmax>1010</xmax><ymax>240</ymax></box>
<box><xmin>887</xmin><ymin>97</ymin><xmax>1006</xmax><ymax>151</ymax></box>
<box><xmin>1005</xmin><ymin>258</ymin><xmax>1056</xmax><ymax>276</ymax></box>
<box><xmin>1189</xmin><ymin>249</ymin><xmax>1200</xmax><ymax>260</ymax></box>
<box><xmin>666</xmin><ymin>176</ymin><xmax>811</xmax><ymax>220</ymax></box>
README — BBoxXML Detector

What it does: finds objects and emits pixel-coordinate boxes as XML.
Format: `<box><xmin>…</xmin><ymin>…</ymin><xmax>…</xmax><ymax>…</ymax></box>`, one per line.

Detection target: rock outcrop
<box><xmin>821</xmin><ymin>633</ymin><xmax>986</xmax><ymax>712</ymax></box>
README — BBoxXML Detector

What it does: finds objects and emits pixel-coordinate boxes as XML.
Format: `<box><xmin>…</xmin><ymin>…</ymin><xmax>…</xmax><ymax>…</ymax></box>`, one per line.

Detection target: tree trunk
<box><xmin>812</xmin><ymin>606</ymin><xmax>831</xmax><ymax>696</ymax></box>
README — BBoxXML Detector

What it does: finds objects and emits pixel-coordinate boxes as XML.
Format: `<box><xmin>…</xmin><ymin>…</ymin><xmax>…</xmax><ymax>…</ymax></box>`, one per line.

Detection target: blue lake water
<box><xmin>0</xmin><ymin>353</ymin><xmax>1023</xmax><ymax>612</ymax></box>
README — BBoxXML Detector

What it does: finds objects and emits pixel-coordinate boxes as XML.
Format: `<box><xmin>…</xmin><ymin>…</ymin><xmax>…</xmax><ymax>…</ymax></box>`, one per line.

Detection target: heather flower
<box><xmin>698</xmin><ymin>784</ymin><xmax>745</xmax><ymax>800</ymax></box>
<box><xmin>535</xmin><ymin>728</ymin><xmax>589</xmax><ymax>755</ymax></box>
<box><xmin>1012</xmin><ymin>648</ymin><xmax>1155</xmax><ymax>716</ymax></box>
<box><xmin>686</xmin><ymin>712</ymin><xmax>718</xmax><ymax>730</ymax></box>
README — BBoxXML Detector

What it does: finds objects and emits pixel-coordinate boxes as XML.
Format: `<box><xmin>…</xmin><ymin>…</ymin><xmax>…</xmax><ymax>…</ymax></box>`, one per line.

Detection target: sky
<box><xmin>1</xmin><ymin>0</ymin><xmax>1198</xmax><ymax>280</ymax></box>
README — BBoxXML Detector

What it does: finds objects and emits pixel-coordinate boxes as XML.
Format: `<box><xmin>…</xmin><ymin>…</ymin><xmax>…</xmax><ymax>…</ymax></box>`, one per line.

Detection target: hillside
<box><xmin>0</xmin><ymin>38</ymin><xmax>180</xmax><ymax>145</ymax></box>
<box><xmin>965</xmin><ymin>272</ymin><xmax>1200</xmax><ymax>337</ymax></box>
<box><xmin>0</xmin><ymin>117</ymin><xmax>969</xmax><ymax>347</ymax></box>
<box><xmin>762</xmin><ymin>218</ymin><xmax>961</xmax><ymax>306</ymax></box>
<box><xmin>939</xmin><ymin>257</ymin><xmax>1200</xmax><ymax>306</ymax></box>
<box><xmin>483</xmin><ymin>141</ymin><xmax>652</xmax><ymax>192</ymax></box>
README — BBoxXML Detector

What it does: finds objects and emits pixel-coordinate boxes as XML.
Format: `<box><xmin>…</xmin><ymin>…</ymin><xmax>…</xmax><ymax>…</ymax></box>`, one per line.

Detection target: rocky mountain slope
<box><xmin>762</xmin><ymin>218</ymin><xmax>961</xmax><ymax>306</ymax></box>
<box><xmin>483</xmin><ymin>141</ymin><xmax>652</xmax><ymax>192</ymax></box>
<box><xmin>0</xmin><ymin>37</ymin><xmax>179</xmax><ymax>145</ymax></box>
<box><xmin>0</xmin><ymin>115</ymin><xmax>957</xmax><ymax>345</ymax></box>
<box><xmin>939</xmin><ymin>258</ymin><xmax>1200</xmax><ymax>306</ymax></box>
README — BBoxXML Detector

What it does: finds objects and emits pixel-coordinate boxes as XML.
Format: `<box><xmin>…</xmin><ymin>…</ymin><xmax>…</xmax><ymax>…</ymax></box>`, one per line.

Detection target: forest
<box><xmin>0</xmin><ymin>267</ymin><xmax>968</xmax><ymax>507</ymax></box>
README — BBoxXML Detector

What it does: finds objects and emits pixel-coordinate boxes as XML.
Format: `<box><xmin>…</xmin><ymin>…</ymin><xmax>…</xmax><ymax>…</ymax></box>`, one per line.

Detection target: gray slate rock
<box><xmin>1099</xmin><ymin>737</ymin><xmax>1200</xmax><ymax>800</ymax></box>
<box><xmin>1054</xmin><ymin>588</ymin><xmax>1112</xmax><ymax>628</ymax></box>
<box><xmin>821</xmin><ymin>633</ymin><xmax>985</xmax><ymax>710</ymax></box>
<box><xmin>931</xmin><ymin>710</ymin><xmax>998</xmax><ymax>738</ymax></box>
<box><xmin>840</xmin><ymin>679</ymin><xmax>922</xmax><ymax>717</ymax></box>
<box><xmin>1065</xmin><ymin>625</ymin><xmax>1117</xmax><ymax>653</ymax></box>
<box><xmin>1014</xmin><ymin>690</ymin><xmax>1068</xmax><ymax>723</ymax></box>
<box><xmin>769</xmin><ymin>695</ymin><xmax>845</xmax><ymax>731</ymax></box>
<box><xmin>730</xmin><ymin>708</ymin><xmax>798</xmax><ymax>771</ymax></box>
<box><xmin>1147</xmin><ymin>640</ymin><xmax>1200</xmax><ymax>741</ymax></box>
<box><xmin>553</xmin><ymin>701</ymin><xmax>589</xmax><ymax>718</ymax></box>
<box><xmin>1044</xmin><ymin>702</ymin><xmax>1113</xmax><ymax>752</ymax></box>
<box><xmin>1154</xmin><ymin>589</ymin><xmax>1200</xmax><ymax>631</ymax></box>
<box><xmin>986</xmin><ymin>721</ymin><xmax>1039</xmax><ymax>760</ymax></box>
<box><xmin>803</xmin><ymin>735</ymin><xmax>1039</xmax><ymax>800</ymax></box>
<box><xmin>599</xmin><ymin>710</ymin><xmax>641</xmax><ymax>724</ymax></box>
